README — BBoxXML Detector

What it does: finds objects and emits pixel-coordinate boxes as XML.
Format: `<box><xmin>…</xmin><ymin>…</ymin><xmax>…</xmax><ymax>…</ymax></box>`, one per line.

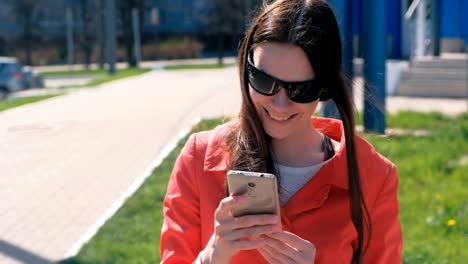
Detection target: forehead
<box><xmin>251</xmin><ymin>42</ymin><xmax>315</xmax><ymax>81</ymax></box>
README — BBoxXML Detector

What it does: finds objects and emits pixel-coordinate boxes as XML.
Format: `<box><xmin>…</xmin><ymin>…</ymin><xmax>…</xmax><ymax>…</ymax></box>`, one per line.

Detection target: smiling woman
<box><xmin>247</xmin><ymin>43</ymin><xmax>325</xmax><ymax>157</ymax></box>
<box><xmin>160</xmin><ymin>0</ymin><xmax>402</xmax><ymax>263</ymax></box>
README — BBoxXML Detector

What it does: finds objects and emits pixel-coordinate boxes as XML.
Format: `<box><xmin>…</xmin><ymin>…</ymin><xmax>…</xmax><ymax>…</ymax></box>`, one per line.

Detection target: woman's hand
<box><xmin>200</xmin><ymin>195</ymin><xmax>280</xmax><ymax>264</ymax></box>
<box><xmin>258</xmin><ymin>231</ymin><xmax>316</xmax><ymax>264</ymax></box>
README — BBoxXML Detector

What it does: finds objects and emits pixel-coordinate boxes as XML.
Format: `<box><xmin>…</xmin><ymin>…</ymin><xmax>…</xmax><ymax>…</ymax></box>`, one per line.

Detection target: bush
<box><xmin>10</xmin><ymin>36</ymin><xmax>203</xmax><ymax>65</ymax></box>
<box><xmin>15</xmin><ymin>46</ymin><xmax>61</xmax><ymax>66</ymax></box>
<box><xmin>142</xmin><ymin>37</ymin><xmax>203</xmax><ymax>60</ymax></box>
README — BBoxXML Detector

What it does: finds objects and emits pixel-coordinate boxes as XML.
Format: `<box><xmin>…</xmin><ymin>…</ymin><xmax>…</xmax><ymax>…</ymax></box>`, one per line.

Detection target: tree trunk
<box><xmin>126</xmin><ymin>33</ymin><xmax>136</xmax><ymax>67</ymax></box>
<box><xmin>217</xmin><ymin>33</ymin><xmax>224</xmax><ymax>66</ymax></box>
<box><xmin>24</xmin><ymin>11</ymin><xmax>33</xmax><ymax>65</ymax></box>
<box><xmin>84</xmin><ymin>47</ymin><xmax>92</xmax><ymax>69</ymax></box>
<box><xmin>98</xmin><ymin>0</ymin><xmax>105</xmax><ymax>69</ymax></box>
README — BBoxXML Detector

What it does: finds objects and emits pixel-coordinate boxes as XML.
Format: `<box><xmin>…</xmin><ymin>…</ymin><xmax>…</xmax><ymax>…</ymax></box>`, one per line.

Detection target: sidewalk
<box><xmin>0</xmin><ymin>66</ymin><xmax>466</xmax><ymax>263</ymax></box>
<box><xmin>0</xmin><ymin>68</ymin><xmax>241</xmax><ymax>263</ymax></box>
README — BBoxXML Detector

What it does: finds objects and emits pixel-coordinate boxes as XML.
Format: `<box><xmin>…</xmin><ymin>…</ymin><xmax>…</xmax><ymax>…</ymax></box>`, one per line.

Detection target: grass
<box><xmin>0</xmin><ymin>94</ymin><xmax>63</xmax><ymax>112</ymax></box>
<box><xmin>42</xmin><ymin>69</ymin><xmax>108</xmax><ymax>77</ymax></box>
<box><xmin>42</xmin><ymin>68</ymin><xmax>151</xmax><ymax>88</ymax></box>
<box><xmin>58</xmin><ymin>118</ymin><xmax>223</xmax><ymax>264</ymax></box>
<box><xmin>59</xmin><ymin>112</ymin><xmax>468</xmax><ymax>264</ymax></box>
<box><xmin>85</xmin><ymin>68</ymin><xmax>151</xmax><ymax>87</ymax></box>
<box><xmin>0</xmin><ymin>68</ymin><xmax>152</xmax><ymax>111</ymax></box>
<box><xmin>164</xmin><ymin>63</ymin><xmax>235</xmax><ymax>70</ymax></box>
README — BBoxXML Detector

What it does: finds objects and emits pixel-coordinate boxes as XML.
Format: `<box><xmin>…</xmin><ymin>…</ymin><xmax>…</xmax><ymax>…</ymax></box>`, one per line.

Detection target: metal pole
<box><xmin>105</xmin><ymin>0</ymin><xmax>116</xmax><ymax>74</ymax></box>
<box><xmin>401</xmin><ymin>0</ymin><xmax>411</xmax><ymax>59</ymax></box>
<box><xmin>66</xmin><ymin>6</ymin><xmax>74</xmax><ymax>68</ymax></box>
<box><xmin>432</xmin><ymin>0</ymin><xmax>441</xmax><ymax>56</ymax></box>
<box><xmin>415</xmin><ymin>0</ymin><xmax>426</xmax><ymax>57</ymax></box>
<box><xmin>132</xmin><ymin>8</ymin><xmax>142</xmax><ymax>68</ymax></box>
<box><xmin>324</xmin><ymin>0</ymin><xmax>353</xmax><ymax>119</ymax></box>
<box><xmin>363</xmin><ymin>0</ymin><xmax>386</xmax><ymax>134</ymax></box>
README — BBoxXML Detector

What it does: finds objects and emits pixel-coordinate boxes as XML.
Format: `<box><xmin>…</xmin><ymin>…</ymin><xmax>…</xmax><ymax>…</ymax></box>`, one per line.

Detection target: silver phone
<box><xmin>227</xmin><ymin>170</ymin><xmax>281</xmax><ymax>219</ymax></box>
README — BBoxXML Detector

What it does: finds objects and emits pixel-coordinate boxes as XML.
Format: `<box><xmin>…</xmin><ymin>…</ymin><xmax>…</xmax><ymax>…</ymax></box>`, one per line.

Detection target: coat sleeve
<box><xmin>363</xmin><ymin>164</ymin><xmax>403</xmax><ymax>263</ymax></box>
<box><xmin>160</xmin><ymin>133</ymin><xmax>203</xmax><ymax>264</ymax></box>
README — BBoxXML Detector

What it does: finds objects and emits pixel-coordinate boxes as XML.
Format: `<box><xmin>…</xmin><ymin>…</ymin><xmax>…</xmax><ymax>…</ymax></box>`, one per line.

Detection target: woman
<box><xmin>160</xmin><ymin>0</ymin><xmax>402</xmax><ymax>263</ymax></box>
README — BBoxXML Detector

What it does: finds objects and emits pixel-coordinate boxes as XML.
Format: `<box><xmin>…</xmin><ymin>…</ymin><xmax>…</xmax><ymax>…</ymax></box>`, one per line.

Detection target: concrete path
<box><xmin>0</xmin><ymin>68</ymin><xmax>241</xmax><ymax>263</ymax></box>
<box><xmin>0</xmin><ymin>66</ymin><xmax>466</xmax><ymax>263</ymax></box>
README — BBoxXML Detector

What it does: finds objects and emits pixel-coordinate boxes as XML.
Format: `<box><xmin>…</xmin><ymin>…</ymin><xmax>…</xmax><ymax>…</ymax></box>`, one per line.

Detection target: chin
<box><xmin>262</xmin><ymin>120</ymin><xmax>294</xmax><ymax>140</ymax></box>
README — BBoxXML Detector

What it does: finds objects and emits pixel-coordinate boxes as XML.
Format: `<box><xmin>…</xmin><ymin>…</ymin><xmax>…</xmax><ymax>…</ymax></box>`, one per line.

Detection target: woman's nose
<box><xmin>271</xmin><ymin>85</ymin><xmax>290</xmax><ymax>107</ymax></box>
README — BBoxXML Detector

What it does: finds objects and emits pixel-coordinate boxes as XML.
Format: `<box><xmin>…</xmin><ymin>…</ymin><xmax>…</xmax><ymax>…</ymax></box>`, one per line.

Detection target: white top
<box><xmin>277</xmin><ymin>161</ymin><xmax>328</xmax><ymax>205</ymax></box>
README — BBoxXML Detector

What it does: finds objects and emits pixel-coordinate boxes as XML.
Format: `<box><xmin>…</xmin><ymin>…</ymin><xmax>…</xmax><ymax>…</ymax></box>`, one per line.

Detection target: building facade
<box><xmin>0</xmin><ymin>0</ymin><xmax>466</xmax><ymax>58</ymax></box>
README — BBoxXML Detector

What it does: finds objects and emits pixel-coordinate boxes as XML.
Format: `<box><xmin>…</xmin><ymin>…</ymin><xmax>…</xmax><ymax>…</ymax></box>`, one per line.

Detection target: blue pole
<box><xmin>432</xmin><ymin>0</ymin><xmax>441</xmax><ymax>56</ymax></box>
<box><xmin>362</xmin><ymin>0</ymin><xmax>386</xmax><ymax>133</ymax></box>
<box><xmin>324</xmin><ymin>0</ymin><xmax>354</xmax><ymax>119</ymax></box>
<box><xmin>387</xmin><ymin>0</ymin><xmax>402</xmax><ymax>58</ymax></box>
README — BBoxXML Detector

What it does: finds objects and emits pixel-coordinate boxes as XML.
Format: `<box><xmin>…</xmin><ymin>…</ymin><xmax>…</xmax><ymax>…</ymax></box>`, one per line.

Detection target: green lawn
<box><xmin>0</xmin><ymin>94</ymin><xmax>63</xmax><ymax>112</ymax></box>
<box><xmin>42</xmin><ymin>68</ymin><xmax>151</xmax><ymax>88</ymax></box>
<box><xmin>42</xmin><ymin>69</ymin><xmax>108</xmax><ymax>77</ymax></box>
<box><xmin>60</xmin><ymin>112</ymin><xmax>467</xmax><ymax>264</ymax></box>
<box><xmin>85</xmin><ymin>68</ymin><xmax>152</xmax><ymax>87</ymax></box>
<box><xmin>0</xmin><ymin>68</ymin><xmax>152</xmax><ymax>112</ymax></box>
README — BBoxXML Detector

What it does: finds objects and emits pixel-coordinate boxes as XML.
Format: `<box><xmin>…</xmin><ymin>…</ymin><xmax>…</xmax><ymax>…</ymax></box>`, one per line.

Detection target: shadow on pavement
<box><xmin>0</xmin><ymin>240</ymin><xmax>52</xmax><ymax>264</ymax></box>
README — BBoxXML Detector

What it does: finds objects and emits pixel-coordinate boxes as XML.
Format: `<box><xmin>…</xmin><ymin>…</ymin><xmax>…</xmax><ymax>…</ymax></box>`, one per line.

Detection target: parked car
<box><xmin>0</xmin><ymin>57</ymin><xmax>45</xmax><ymax>99</ymax></box>
<box><xmin>22</xmin><ymin>66</ymin><xmax>45</xmax><ymax>89</ymax></box>
<box><xmin>0</xmin><ymin>57</ymin><xmax>23</xmax><ymax>99</ymax></box>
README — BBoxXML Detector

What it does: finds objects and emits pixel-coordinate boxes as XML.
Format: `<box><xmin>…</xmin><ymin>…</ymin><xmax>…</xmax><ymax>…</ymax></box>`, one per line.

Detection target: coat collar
<box><xmin>203</xmin><ymin>117</ymin><xmax>349</xmax><ymax>190</ymax></box>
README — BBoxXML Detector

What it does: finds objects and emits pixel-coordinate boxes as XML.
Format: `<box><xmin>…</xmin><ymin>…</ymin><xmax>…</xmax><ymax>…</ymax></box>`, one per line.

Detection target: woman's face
<box><xmin>249</xmin><ymin>42</ymin><xmax>320</xmax><ymax>140</ymax></box>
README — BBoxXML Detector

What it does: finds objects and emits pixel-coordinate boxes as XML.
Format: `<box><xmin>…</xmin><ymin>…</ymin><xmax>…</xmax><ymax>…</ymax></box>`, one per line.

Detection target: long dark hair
<box><xmin>225</xmin><ymin>0</ymin><xmax>371</xmax><ymax>262</ymax></box>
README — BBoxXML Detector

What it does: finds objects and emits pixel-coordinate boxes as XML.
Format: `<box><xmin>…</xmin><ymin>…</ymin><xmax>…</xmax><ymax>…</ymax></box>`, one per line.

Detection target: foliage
<box><xmin>142</xmin><ymin>37</ymin><xmax>203</xmax><ymax>60</ymax></box>
<box><xmin>117</xmin><ymin>0</ymin><xmax>147</xmax><ymax>67</ymax></box>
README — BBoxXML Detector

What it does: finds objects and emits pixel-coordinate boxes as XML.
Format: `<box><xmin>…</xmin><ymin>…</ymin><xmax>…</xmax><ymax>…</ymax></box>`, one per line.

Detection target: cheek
<box><xmin>306</xmin><ymin>101</ymin><xmax>319</xmax><ymax>113</ymax></box>
<box><xmin>249</xmin><ymin>86</ymin><xmax>268</xmax><ymax>109</ymax></box>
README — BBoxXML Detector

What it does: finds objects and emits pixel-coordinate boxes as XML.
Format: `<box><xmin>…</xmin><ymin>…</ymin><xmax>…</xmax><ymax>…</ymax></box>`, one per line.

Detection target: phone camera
<box><xmin>248</xmin><ymin>182</ymin><xmax>256</xmax><ymax>187</ymax></box>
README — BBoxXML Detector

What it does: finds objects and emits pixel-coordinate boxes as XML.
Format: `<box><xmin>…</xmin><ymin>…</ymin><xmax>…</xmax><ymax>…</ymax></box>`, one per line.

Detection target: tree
<box><xmin>77</xmin><ymin>0</ymin><xmax>96</xmax><ymax>68</ymax></box>
<box><xmin>202</xmin><ymin>0</ymin><xmax>261</xmax><ymax>65</ymax></box>
<box><xmin>117</xmin><ymin>0</ymin><xmax>147</xmax><ymax>67</ymax></box>
<box><xmin>96</xmin><ymin>0</ymin><xmax>106</xmax><ymax>68</ymax></box>
<box><xmin>16</xmin><ymin>0</ymin><xmax>36</xmax><ymax>65</ymax></box>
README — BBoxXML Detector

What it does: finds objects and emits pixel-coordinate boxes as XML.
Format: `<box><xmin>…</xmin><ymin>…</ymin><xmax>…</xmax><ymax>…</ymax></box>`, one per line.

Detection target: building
<box><xmin>143</xmin><ymin>0</ymin><xmax>208</xmax><ymax>35</ymax></box>
<box><xmin>0</xmin><ymin>0</ymin><xmax>466</xmax><ymax>58</ymax></box>
<box><xmin>348</xmin><ymin>0</ymin><xmax>467</xmax><ymax>58</ymax></box>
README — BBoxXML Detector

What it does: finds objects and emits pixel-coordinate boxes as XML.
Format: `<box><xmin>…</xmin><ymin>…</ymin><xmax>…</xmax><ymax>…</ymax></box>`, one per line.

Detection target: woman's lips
<box><xmin>264</xmin><ymin>108</ymin><xmax>297</xmax><ymax>122</ymax></box>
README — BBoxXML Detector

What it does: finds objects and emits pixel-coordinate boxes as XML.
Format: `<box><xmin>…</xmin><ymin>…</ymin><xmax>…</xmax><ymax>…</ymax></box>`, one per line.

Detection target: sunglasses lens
<box><xmin>247</xmin><ymin>60</ymin><xmax>322</xmax><ymax>103</ymax></box>
<box><xmin>248</xmin><ymin>66</ymin><xmax>277</xmax><ymax>95</ymax></box>
<box><xmin>287</xmin><ymin>83</ymin><xmax>321</xmax><ymax>103</ymax></box>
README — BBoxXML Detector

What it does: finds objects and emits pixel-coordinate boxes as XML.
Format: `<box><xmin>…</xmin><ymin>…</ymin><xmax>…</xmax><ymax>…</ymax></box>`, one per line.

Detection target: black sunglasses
<box><xmin>246</xmin><ymin>52</ymin><xmax>324</xmax><ymax>103</ymax></box>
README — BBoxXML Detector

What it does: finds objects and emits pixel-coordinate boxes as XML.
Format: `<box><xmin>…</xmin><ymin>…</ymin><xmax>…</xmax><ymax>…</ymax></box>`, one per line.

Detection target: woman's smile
<box><xmin>264</xmin><ymin>107</ymin><xmax>297</xmax><ymax>122</ymax></box>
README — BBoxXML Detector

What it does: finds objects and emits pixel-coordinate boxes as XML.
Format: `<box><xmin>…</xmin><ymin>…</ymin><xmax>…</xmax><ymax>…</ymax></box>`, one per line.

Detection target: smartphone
<box><xmin>227</xmin><ymin>170</ymin><xmax>281</xmax><ymax>220</ymax></box>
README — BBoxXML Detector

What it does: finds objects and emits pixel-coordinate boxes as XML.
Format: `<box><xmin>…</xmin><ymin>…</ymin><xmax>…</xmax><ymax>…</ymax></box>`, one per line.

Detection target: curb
<box><xmin>63</xmin><ymin>116</ymin><xmax>202</xmax><ymax>259</ymax></box>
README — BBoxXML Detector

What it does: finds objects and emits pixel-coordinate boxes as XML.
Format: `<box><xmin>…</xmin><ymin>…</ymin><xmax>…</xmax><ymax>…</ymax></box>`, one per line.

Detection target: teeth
<box><xmin>269</xmin><ymin>112</ymin><xmax>292</xmax><ymax>121</ymax></box>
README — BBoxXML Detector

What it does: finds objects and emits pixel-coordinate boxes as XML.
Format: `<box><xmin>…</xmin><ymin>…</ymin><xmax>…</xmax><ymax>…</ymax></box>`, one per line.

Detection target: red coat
<box><xmin>160</xmin><ymin>117</ymin><xmax>402</xmax><ymax>263</ymax></box>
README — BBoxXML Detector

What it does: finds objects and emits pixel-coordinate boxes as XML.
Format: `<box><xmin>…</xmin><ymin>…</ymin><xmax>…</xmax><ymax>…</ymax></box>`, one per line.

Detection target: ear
<box><xmin>319</xmin><ymin>88</ymin><xmax>332</xmax><ymax>101</ymax></box>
